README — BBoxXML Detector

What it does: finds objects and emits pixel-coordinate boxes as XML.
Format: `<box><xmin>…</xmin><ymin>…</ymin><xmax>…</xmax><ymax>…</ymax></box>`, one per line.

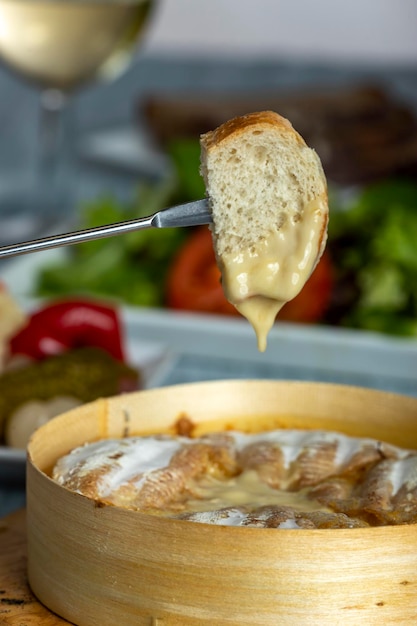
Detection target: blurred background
<box><xmin>148</xmin><ymin>0</ymin><xmax>417</xmax><ymax>62</ymax></box>
<box><xmin>0</xmin><ymin>0</ymin><xmax>416</xmax><ymax>326</ymax></box>
<box><xmin>1</xmin><ymin>0</ymin><xmax>417</xmax><ymax>207</ymax></box>
<box><xmin>0</xmin><ymin>0</ymin><xmax>417</xmax><ymax>488</ymax></box>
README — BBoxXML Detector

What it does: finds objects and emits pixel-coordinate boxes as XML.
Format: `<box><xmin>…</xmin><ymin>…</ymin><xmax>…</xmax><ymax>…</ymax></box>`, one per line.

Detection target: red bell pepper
<box><xmin>9</xmin><ymin>298</ymin><xmax>126</xmax><ymax>362</ymax></box>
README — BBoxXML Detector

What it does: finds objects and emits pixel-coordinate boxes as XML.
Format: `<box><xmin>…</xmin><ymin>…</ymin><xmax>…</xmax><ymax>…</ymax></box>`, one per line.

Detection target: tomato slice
<box><xmin>166</xmin><ymin>226</ymin><xmax>333</xmax><ymax>323</ymax></box>
<box><xmin>166</xmin><ymin>227</ymin><xmax>238</xmax><ymax>316</ymax></box>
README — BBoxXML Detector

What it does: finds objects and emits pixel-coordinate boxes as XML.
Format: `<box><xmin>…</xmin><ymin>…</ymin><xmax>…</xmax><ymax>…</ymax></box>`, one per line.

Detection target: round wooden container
<box><xmin>27</xmin><ymin>380</ymin><xmax>417</xmax><ymax>626</ymax></box>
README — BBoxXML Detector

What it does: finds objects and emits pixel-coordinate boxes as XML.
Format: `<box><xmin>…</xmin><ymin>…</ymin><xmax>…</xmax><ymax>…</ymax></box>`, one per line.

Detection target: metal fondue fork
<box><xmin>0</xmin><ymin>199</ymin><xmax>211</xmax><ymax>259</ymax></box>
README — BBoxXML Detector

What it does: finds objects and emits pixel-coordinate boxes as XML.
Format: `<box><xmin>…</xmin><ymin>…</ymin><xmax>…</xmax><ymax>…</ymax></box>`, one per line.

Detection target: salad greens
<box><xmin>328</xmin><ymin>179</ymin><xmax>417</xmax><ymax>336</ymax></box>
<box><xmin>36</xmin><ymin>143</ymin><xmax>201</xmax><ymax>308</ymax></box>
<box><xmin>36</xmin><ymin>137</ymin><xmax>417</xmax><ymax>337</ymax></box>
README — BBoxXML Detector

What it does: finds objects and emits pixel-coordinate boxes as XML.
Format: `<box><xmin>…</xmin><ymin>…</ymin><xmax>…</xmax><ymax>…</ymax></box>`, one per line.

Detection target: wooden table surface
<box><xmin>0</xmin><ymin>509</ymin><xmax>69</xmax><ymax>625</ymax></box>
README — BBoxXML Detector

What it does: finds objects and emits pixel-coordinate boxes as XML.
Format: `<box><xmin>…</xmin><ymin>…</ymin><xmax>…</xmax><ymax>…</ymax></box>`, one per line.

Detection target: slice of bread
<box><xmin>200</xmin><ymin>111</ymin><xmax>328</xmax><ymax>351</ymax></box>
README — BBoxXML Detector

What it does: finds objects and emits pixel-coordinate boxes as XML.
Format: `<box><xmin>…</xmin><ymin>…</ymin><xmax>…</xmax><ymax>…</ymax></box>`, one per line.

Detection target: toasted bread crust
<box><xmin>200</xmin><ymin>110</ymin><xmax>305</xmax><ymax>153</ymax></box>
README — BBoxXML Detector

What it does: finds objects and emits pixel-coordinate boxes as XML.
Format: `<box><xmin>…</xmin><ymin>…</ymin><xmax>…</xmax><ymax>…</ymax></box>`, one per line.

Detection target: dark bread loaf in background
<box><xmin>143</xmin><ymin>85</ymin><xmax>417</xmax><ymax>185</ymax></box>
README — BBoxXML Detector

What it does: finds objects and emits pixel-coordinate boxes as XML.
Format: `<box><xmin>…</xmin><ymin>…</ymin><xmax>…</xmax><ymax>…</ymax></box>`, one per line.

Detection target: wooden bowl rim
<box><xmin>27</xmin><ymin>379</ymin><xmax>417</xmax><ymax>537</ymax></box>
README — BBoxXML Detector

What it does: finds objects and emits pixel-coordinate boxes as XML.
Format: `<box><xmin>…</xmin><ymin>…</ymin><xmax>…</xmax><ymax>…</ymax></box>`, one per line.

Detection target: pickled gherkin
<box><xmin>0</xmin><ymin>347</ymin><xmax>139</xmax><ymax>441</ymax></box>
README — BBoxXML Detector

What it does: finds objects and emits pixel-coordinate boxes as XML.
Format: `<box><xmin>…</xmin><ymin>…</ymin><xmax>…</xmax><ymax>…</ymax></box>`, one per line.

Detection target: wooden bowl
<box><xmin>27</xmin><ymin>380</ymin><xmax>417</xmax><ymax>625</ymax></box>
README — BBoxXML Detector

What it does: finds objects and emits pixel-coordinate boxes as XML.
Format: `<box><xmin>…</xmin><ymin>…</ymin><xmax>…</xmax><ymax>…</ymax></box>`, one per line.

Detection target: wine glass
<box><xmin>0</xmin><ymin>0</ymin><xmax>156</xmax><ymax>243</ymax></box>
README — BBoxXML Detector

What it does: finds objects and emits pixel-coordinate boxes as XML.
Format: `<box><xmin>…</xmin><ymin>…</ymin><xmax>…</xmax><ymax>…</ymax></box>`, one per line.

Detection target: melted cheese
<box><xmin>185</xmin><ymin>470</ymin><xmax>331</xmax><ymax>514</ymax></box>
<box><xmin>220</xmin><ymin>198</ymin><xmax>326</xmax><ymax>351</ymax></box>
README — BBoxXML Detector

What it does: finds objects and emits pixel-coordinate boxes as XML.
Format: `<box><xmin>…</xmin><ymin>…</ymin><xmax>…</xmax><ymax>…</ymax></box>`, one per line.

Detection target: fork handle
<box><xmin>0</xmin><ymin>214</ymin><xmax>154</xmax><ymax>259</ymax></box>
<box><xmin>0</xmin><ymin>200</ymin><xmax>211</xmax><ymax>259</ymax></box>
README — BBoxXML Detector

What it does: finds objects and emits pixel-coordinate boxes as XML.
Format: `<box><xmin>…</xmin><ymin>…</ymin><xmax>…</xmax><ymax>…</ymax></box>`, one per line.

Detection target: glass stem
<box><xmin>38</xmin><ymin>88</ymin><xmax>75</xmax><ymax>220</ymax></box>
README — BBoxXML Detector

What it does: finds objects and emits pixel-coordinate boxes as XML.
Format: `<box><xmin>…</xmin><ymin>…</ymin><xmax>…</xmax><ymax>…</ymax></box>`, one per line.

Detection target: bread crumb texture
<box><xmin>200</xmin><ymin>111</ymin><xmax>327</xmax><ymax>257</ymax></box>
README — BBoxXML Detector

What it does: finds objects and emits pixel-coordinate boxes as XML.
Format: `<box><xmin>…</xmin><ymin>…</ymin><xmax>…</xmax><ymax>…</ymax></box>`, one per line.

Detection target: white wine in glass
<box><xmin>0</xmin><ymin>0</ymin><xmax>155</xmax><ymax>240</ymax></box>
